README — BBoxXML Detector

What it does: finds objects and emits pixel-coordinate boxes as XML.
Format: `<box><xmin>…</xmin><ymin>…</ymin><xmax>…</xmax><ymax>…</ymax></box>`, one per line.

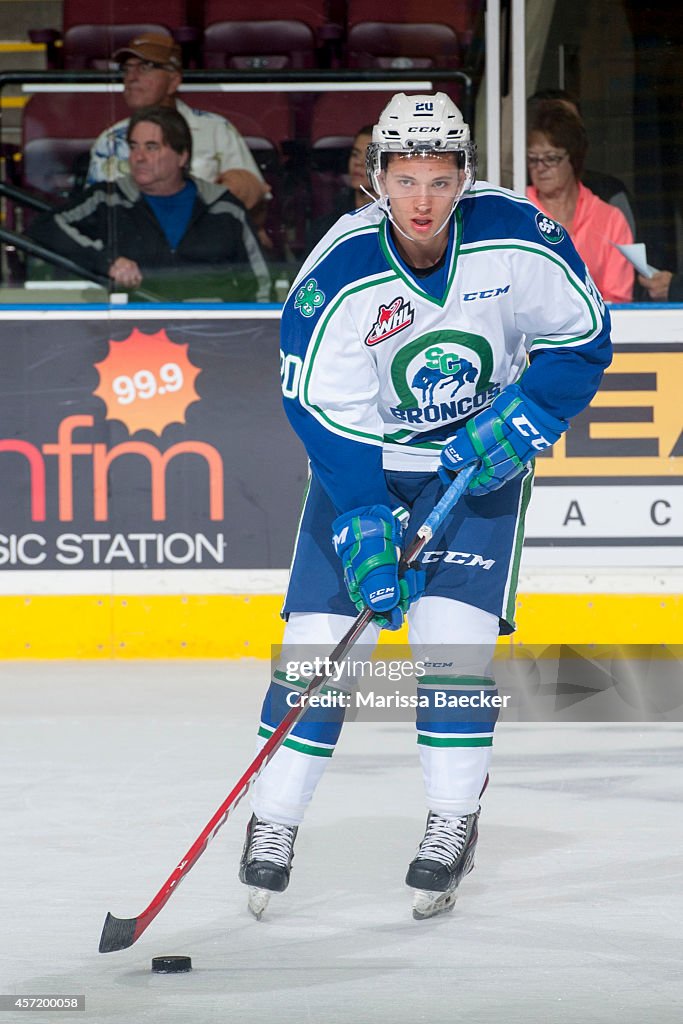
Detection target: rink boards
<box><xmin>0</xmin><ymin>304</ymin><xmax>680</xmax><ymax>657</ymax></box>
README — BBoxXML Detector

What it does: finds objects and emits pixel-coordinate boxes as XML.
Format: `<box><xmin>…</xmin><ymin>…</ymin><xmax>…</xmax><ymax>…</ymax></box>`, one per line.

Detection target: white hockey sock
<box><xmin>249</xmin><ymin>611</ymin><xmax>380</xmax><ymax>827</ymax></box>
<box><xmin>419</xmin><ymin>744</ymin><xmax>492</xmax><ymax>817</ymax></box>
<box><xmin>409</xmin><ymin>597</ymin><xmax>499</xmax><ymax>816</ymax></box>
<box><xmin>250</xmin><ymin>735</ymin><xmax>330</xmax><ymax>827</ymax></box>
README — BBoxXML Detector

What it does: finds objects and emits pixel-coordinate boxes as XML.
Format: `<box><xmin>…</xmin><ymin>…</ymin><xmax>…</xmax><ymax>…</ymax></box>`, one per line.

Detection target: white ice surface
<box><xmin>1</xmin><ymin>662</ymin><xmax>682</xmax><ymax>1024</ymax></box>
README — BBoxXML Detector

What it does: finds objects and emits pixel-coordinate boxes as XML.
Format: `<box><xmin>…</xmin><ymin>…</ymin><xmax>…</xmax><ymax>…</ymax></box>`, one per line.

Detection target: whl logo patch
<box><xmin>365</xmin><ymin>297</ymin><xmax>414</xmax><ymax>346</ymax></box>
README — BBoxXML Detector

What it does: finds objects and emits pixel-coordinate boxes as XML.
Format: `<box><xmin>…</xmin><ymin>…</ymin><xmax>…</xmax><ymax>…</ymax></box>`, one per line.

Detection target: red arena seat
<box><xmin>201</xmin><ymin>0</ymin><xmax>329</xmax><ymax>70</ymax></box>
<box><xmin>179</xmin><ymin>90</ymin><xmax>296</xmax><ymax>258</ymax></box>
<box><xmin>21</xmin><ymin>92</ymin><xmax>128</xmax><ymax>196</ymax></box>
<box><xmin>30</xmin><ymin>1</ymin><xmax>191</xmax><ymax>69</ymax></box>
<box><xmin>306</xmin><ymin>91</ymin><xmax>397</xmax><ymax>220</ymax></box>
<box><xmin>179</xmin><ymin>90</ymin><xmax>294</xmax><ymax>159</ymax></box>
<box><xmin>346</xmin><ymin>0</ymin><xmax>479</xmax><ymax>69</ymax></box>
<box><xmin>309</xmin><ymin>90</ymin><xmax>399</xmax><ymax>150</ymax></box>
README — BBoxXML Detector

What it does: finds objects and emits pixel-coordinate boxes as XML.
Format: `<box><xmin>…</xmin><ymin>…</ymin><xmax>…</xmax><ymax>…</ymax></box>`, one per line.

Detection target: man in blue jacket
<box><xmin>28</xmin><ymin>106</ymin><xmax>270</xmax><ymax>302</ymax></box>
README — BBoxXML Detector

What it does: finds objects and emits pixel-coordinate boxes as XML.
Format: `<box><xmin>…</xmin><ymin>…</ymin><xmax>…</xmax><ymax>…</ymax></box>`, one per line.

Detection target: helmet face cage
<box><xmin>367</xmin><ymin>144</ymin><xmax>477</xmax><ymax>203</ymax></box>
<box><xmin>366</xmin><ymin>92</ymin><xmax>477</xmax><ymax>221</ymax></box>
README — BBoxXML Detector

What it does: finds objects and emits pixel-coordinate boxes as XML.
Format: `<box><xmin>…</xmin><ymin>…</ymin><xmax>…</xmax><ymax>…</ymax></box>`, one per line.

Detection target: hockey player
<box><xmin>239</xmin><ymin>93</ymin><xmax>612</xmax><ymax>920</ymax></box>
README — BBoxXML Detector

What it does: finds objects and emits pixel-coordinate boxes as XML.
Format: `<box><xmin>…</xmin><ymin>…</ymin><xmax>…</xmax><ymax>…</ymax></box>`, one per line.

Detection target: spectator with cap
<box><xmin>31</xmin><ymin>106</ymin><xmax>271</xmax><ymax>302</ymax></box>
<box><xmin>87</xmin><ymin>32</ymin><xmax>269</xmax><ymax>213</ymax></box>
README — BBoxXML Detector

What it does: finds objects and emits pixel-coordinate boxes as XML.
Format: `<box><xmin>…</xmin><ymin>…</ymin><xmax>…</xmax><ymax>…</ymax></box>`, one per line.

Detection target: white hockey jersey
<box><xmin>280</xmin><ymin>181</ymin><xmax>612</xmax><ymax>513</ymax></box>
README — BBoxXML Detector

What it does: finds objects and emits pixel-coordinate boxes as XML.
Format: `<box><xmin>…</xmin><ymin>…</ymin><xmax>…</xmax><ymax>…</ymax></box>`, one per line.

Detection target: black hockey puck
<box><xmin>151</xmin><ymin>956</ymin><xmax>192</xmax><ymax>974</ymax></box>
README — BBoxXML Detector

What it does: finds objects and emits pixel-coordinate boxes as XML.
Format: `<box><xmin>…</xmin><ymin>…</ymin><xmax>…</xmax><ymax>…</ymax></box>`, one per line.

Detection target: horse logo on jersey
<box><xmin>294</xmin><ymin>278</ymin><xmax>325</xmax><ymax>318</ymax></box>
<box><xmin>411</xmin><ymin>354</ymin><xmax>477</xmax><ymax>405</ymax></box>
<box><xmin>388</xmin><ymin>330</ymin><xmax>501</xmax><ymax>426</ymax></box>
<box><xmin>535</xmin><ymin>211</ymin><xmax>565</xmax><ymax>244</ymax></box>
<box><xmin>364</xmin><ymin>296</ymin><xmax>414</xmax><ymax>346</ymax></box>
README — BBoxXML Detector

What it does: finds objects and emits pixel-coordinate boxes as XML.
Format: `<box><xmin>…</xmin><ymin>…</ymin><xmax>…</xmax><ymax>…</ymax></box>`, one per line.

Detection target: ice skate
<box><xmin>239</xmin><ymin>814</ymin><xmax>298</xmax><ymax>919</ymax></box>
<box><xmin>406</xmin><ymin>810</ymin><xmax>479</xmax><ymax>920</ymax></box>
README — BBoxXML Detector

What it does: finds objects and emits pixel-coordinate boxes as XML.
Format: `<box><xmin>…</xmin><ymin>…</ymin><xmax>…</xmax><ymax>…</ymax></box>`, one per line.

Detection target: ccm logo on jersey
<box><xmin>421</xmin><ymin>550</ymin><xmax>496</xmax><ymax>570</ymax></box>
<box><xmin>463</xmin><ymin>285</ymin><xmax>510</xmax><ymax>301</ymax></box>
<box><xmin>365</xmin><ymin>297</ymin><xmax>415</xmax><ymax>346</ymax></box>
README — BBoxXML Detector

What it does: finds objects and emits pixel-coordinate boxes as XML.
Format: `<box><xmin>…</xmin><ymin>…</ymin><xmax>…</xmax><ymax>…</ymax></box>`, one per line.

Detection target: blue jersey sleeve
<box><xmin>279</xmin><ymin>231</ymin><xmax>393</xmax><ymax>515</ymax></box>
<box><xmin>521</xmin><ymin>306</ymin><xmax>612</xmax><ymax>420</ymax></box>
<box><xmin>494</xmin><ymin>196</ymin><xmax>613</xmax><ymax>421</ymax></box>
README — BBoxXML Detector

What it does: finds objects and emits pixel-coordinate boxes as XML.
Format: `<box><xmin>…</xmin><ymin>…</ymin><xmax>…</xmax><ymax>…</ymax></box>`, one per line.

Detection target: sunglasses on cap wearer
<box><xmin>119</xmin><ymin>59</ymin><xmax>174</xmax><ymax>76</ymax></box>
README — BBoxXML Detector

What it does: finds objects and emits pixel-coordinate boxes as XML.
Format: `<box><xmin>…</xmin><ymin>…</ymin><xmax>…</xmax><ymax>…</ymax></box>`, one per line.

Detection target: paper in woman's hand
<box><xmin>613</xmin><ymin>242</ymin><xmax>659</xmax><ymax>278</ymax></box>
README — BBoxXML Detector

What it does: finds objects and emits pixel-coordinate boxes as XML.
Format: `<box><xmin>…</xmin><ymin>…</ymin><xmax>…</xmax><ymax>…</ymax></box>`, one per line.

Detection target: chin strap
<box><xmin>359</xmin><ymin>184</ymin><xmax>378</xmax><ymax>204</ymax></box>
<box><xmin>380</xmin><ymin>197</ymin><xmax>454</xmax><ymax>246</ymax></box>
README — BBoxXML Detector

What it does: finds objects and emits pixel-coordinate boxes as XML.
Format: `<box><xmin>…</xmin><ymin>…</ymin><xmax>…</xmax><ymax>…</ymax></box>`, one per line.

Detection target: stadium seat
<box><xmin>307</xmin><ymin>91</ymin><xmax>396</xmax><ymax>220</ymax></box>
<box><xmin>346</xmin><ymin>0</ymin><xmax>479</xmax><ymax>69</ymax></box>
<box><xmin>63</xmin><ymin>24</ymin><xmax>176</xmax><ymax>70</ymax></box>
<box><xmin>21</xmin><ymin>92</ymin><xmax>128</xmax><ymax>197</ymax></box>
<box><xmin>309</xmin><ymin>91</ymin><xmax>398</xmax><ymax>153</ymax></box>
<box><xmin>201</xmin><ymin>0</ymin><xmax>330</xmax><ymax>70</ymax></box>
<box><xmin>29</xmin><ymin>1</ymin><xmax>193</xmax><ymax>69</ymax></box>
<box><xmin>178</xmin><ymin>90</ymin><xmax>297</xmax><ymax>259</ymax></box>
<box><xmin>179</xmin><ymin>91</ymin><xmax>294</xmax><ymax>164</ymax></box>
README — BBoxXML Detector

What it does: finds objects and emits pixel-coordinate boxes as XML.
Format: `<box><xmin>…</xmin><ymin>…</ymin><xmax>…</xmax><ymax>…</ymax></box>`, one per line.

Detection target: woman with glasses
<box><xmin>526</xmin><ymin>101</ymin><xmax>634</xmax><ymax>303</ymax></box>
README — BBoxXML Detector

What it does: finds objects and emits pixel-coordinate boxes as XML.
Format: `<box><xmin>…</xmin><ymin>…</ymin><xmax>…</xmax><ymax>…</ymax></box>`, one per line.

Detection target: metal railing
<box><xmin>0</xmin><ymin>68</ymin><xmax>475</xmax><ymax>295</ymax></box>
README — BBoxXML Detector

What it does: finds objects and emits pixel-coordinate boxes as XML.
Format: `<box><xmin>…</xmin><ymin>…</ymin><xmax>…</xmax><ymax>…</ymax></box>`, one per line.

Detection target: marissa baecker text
<box><xmin>285</xmin><ymin>690</ymin><xmax>512</xmax><ymax>710</ymax></box>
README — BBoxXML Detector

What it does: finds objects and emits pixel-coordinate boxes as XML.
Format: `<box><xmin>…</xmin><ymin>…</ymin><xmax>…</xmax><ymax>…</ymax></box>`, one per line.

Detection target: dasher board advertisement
<box><xmin>0</xmin><ymin>317</ymin><xmax>307</xmax><ymax>571</ymax></box>
<box><xmin>0</xmin><ymin>313</ymin><xmax>680</xmax><ymax>571</ymax></box>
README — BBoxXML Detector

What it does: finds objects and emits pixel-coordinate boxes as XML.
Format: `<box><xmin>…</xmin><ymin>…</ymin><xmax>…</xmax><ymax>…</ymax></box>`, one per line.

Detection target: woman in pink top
<box><xmin>525</xmin><ymin>102</ymin><xmax>634</xmax><ymax>303</ymax></box>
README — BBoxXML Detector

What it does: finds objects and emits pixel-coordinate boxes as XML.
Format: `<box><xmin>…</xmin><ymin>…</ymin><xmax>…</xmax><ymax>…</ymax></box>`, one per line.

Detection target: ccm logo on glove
<box><xmin>331</xmin><ymin>504</ymin><xmax>425</xmax><ymax>630</ymax></box>
<box><xmin>440</xmin><ymin>384</ymin><xmax>568</xmax><ymax>496</ymax></box>
<box><xmin>510</xmin><ymin>413</ymin><xmax>553</xmax><ymax>449</ymax></box>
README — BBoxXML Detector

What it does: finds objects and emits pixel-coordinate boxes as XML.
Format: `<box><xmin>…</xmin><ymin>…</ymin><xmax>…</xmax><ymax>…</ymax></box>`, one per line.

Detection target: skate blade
<box><xmin>247</xmin><ymin>886</ymin><xmax>272</xmax><ymax>920</ymax></box>
<box><xmin>412</xmin><ymin>888</ymin><xmax>458</xmax><ymax>920</ymax></box>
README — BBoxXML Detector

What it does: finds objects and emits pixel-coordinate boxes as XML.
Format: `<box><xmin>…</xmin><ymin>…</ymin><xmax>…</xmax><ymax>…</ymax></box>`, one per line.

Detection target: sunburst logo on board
<box><xmin>94</xmin><ymin>328</ymin><xmax>201</xmax><ymax>436</ymax></box>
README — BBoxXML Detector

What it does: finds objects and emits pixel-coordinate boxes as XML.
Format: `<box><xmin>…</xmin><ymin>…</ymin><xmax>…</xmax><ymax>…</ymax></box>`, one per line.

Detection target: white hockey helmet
<box><xmin>367</xmin><ymin>93</ymin><xmax>477</xmax><ymax>227</ymax></box>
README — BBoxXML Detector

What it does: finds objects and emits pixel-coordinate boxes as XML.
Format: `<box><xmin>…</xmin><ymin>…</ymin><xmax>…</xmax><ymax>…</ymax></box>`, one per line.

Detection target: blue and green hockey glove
<box><xmin>440</xmin><ymin>384</ymin><xmax>568</xmax><ymax>496</ymax></box>
<box><xmin>332</xmin><ymin>505</ymin><xmax>426</xmax><ymax>630</ymax></box>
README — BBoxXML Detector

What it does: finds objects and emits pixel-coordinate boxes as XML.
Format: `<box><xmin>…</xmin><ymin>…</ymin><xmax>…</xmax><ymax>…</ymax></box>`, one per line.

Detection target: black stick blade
<box><xmin>99</xmin><ymin>913</ymin><xmax>138</xmax><ymax>952</ymax></box>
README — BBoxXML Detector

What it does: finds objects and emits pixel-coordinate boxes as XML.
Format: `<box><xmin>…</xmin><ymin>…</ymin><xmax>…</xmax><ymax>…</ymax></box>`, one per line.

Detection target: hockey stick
<box><xmin>98</xmin><ymin>463</ymin><xmax>477</xmax><ymax>952</ymax></box>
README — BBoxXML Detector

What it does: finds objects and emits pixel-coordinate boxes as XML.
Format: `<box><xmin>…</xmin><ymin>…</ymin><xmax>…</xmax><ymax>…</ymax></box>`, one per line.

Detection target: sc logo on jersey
<box><xmin>389</xmin><ymin>330</ymin><xmax>499</xmax><ymax>426</ymax></box>
<box><xmin>535</xmin><ymin>211</ymin><xmax>565</xmax><ymax>244</ymax></box>
<box><xmin>411</xmin><ymin>349</ymin><xmax>477</xmax><ymax>405</ymax></box>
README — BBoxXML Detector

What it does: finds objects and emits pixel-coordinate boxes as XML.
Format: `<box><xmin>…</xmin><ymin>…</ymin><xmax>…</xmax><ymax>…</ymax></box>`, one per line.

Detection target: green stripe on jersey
<box><xmin>458</xmin><ymin>241</ymin><xmax>599</xmax><ymax>343</ymax></box>
<box><xmin>504</xmin><ymin>464</ymin><xmax>534</xmax><ymax>626</ymax></box>
<box><xmin>305</xmin><ymin>223</ymin><xmax>379</xmax><ymax>275</ymax></box>
<box><xmin>378</xmin><ymin>211</ymin><xmax>462</xmax><ymax>308</ymax></box>
<box><xmin>301</xmin><ymin>271</ymin><xmax>397</xmax><ymax>444</ymax></box>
